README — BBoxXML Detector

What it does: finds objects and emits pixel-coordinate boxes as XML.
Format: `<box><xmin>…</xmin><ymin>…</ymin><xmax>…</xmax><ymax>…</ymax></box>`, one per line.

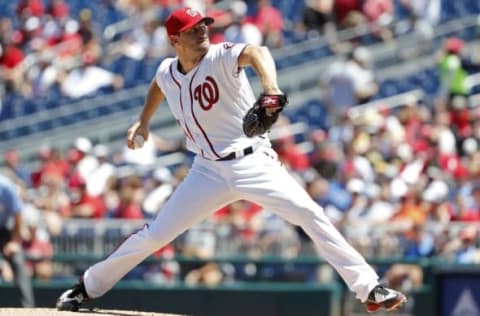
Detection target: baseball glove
<box><xmin>242</xmin><ymin>93</ymin><xmax>288</xmax><ymax>137</ymax></box>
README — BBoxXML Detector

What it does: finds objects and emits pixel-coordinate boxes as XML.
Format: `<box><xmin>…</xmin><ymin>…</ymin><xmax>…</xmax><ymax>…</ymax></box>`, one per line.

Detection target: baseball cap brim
<box><xmin>178</xmin><ymin>16</ymin><xmax>214</xmax><ymax>33</ymax></box>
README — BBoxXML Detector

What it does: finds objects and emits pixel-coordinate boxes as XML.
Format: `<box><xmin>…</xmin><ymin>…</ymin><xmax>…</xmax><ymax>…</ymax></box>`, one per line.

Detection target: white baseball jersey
<box><xmin>155</xmin><ymin>42</ymin><xmax>269</xmax><ymax>160</ymax></box>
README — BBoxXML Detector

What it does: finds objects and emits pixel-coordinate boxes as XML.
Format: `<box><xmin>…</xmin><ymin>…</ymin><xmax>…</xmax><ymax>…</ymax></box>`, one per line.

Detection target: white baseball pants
<box><xmin>83</xmin><ymin>146</ymin><xmax>378</xmax><ymax>301</ymax></box>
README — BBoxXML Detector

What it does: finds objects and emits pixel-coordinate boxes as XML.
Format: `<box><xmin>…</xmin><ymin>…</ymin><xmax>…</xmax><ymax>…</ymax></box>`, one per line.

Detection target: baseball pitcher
<box><xmin>57</xmin><ymin>7</ymin><xmax>406</xmax><ymax>313</ymax></box>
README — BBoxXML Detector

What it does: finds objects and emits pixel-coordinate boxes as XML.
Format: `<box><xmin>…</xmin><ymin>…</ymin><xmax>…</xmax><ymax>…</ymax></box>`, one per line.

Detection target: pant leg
<box><xmin>7</xmin><ymin>250</ymin><xmax>35</xmax><ymax>307</ymax></box>
<box><xmin>0</xmin><ymin>229</ymin><xmax>35</xmax><ymax>307</ymax></box>
<box><xmin>233</xmin><ymin>149</ymin><xmax>378</xmax><ymax>302</ymax></box>
<box><xmin>84</xmin><ymin>164</ymin><xmax>235</xmax><ymax>298</ymax></box>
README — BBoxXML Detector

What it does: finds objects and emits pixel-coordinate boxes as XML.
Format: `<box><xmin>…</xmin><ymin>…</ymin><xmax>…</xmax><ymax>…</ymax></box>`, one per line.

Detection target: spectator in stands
<box><xmin>251</xmin><ymin>0</ymin><xmax>284</xmax><ymax>48</ymax></box>
<box><xmin>437</xmin><ymin>37</ymin><xmax>471</xmax><ymax>103</ymax></box>
<box><xmin>76</xmin><ymin>8</ymin><xmax>103</xmax><ymax>62</ymax></box>
<box><xmin>32</xmin><ymin>167</ymin><xmax>70</xmax><ymax>227</ymax></box>
<box><xmin>46</xmin><ymin>19</ymin><xmax>83</xmax><ymax>59</ymax></box>
<box><xmin>113</xmin><ymin>175</ymin><xmax>144</xmax><ymax>219</ymax></box>
<box><xmin>398</xmin><ymin>0</ymin><xmax>441</xmax><ymax>36</ymax></box>
<box><xmin>453</xmin><ymin>183</ymin><xmax>480</xmax><ymax>221</ymax></box>
<box><xmin>441</xmin><ymin>225</ymin><xmax>480</xmax><ymax>263</ymax></box>
<box><xmin>321</xmin><ymin>46</ymin><xmax>378</xmax><ymax>115</ymax></box>
<box><xmin>362</xmin><ymin>0</ymin><xmax>394</xmax><ymax>42</ymax></box>
<box><xmin>224</xmin><ymin>1</ymin><xmax>262</xmax><ymax>46</ymax></box>
<box><xmin>31</xmin><ymin>146</ymin><xmax>70</xmax><ymax>188</ymax></box>
<box><xmin>46</xmin><ymin>0</ymin><xmax>69</xmax><ymax>20</ymax></box>
<box><xmin>86</xmin><ymin>144</ymin><xmax>116</xmax><ymax>197</ymax></box>
<box><xmin>272</xmin><ymin>136</ymin><xmax>311</xmax><ymax>172</ymax></box>
<box><xmin>77</xmin><ymin>8</ymin><xmax>94</xmax><ymax>45</ymax></box>
<box><xmin>422</xmin><ymin>175</ymin><xmax>453</xmax><ymax>224</ymax></box>
<box><xmin>142</xmin><ymin>167</ymin><xmax>174</xmax><ymax>218</ymax></box>
<box><xmin>60</xmin><ymin>53</ymin><xmax>124</xmax><ymax>98</ymax></box>
<box><xmin>121</xmin><ymin>15</ymin><xmax>172</xmax><ymax>60</ymax></box>
<box><xmin>401</xmin><ymin>223</ymin><xmax>435</xmax><ymax>259</ymax></box>
<box><xmin>0</xmin><ymin>40</ymin><xmax>25</xmax><ymax>70</ymax></box>
<box><xmin>271</xmin><ymin>116</ymin><xmax>311</xmax><ymax>172</ymax></box>
<box><xmin>68</xmin><ymin>175</ymin><xmax>106</xmax><ymax>219</ymax></box>
<box><xmin>0</xmin><ymin>174</ymin><xmax>35</xmax><ymax>307</ymax></box>
<box><xmin>297</xmin><ymin>0</ymin><xmax>336</xmax><ymax>38</ymax></box>
<box><xmin>338</xmin><ymin>178</ymin><xmax>369</xmax><ymax>228</ymax></box>
<box><xmin>203</xmin><ymin>0</ymin><xmax>233</xmax><ymax>44</ymax></box>
<box><xmin>310</xmin><ymin>140</ymin><xmax>339</xmax><ymax>180</ymax></box>
<box><xmin>102</xmin><ymin>174</ymin><xmax>121</xmax><ymax>217</ymax></box>
<box><xmin>3</xmin><ymin>149</ymin><xmax>30</xmax><ymax>188</ymax></box>
<box><xmin>385</xmin><ymin>263</ymin><xmax>424</xmax><ymax>292</ymax></box>
<box><xmin>144</xmin><ymin>243</ymin><xmax>179</xmax><ymax>284</ymax></box>
<box><xmin>216</xmin><ymin>201</ymin><xmax>265</xmax><ymax>253</ymax></box>
<box><xmin>16</xmin><ymin>16</ymin><xmax>44</xmax><ymax>54</ymax></box>
<box><xmin>448</xmin><ymin>95</ymin><xmax>472</xmax><ymax>155</ymax></box>
<box><xmin>389</xmin><ymin>189</ymin><xmax>427</xmax><ymax>234</ymax></box>
<box><xmin>0</xmin><ymin>17</ymin><xmax>16</xmax><ymax>44</ymax></box>
<box><xmin>25</xmin><ymin>54</ymin><xmax>60</xmax><ymax>98</ymax></box>
<box><xmin>16</xmin><ymin>0</ymin><xmax>44</xmax><ymax>19</ymax></box>
<box><xmin>21</xmin><ymin>203</ymin><xmax>54</xmax><ymax>281</ymax></box>
<box><xmin>333</xmin><ymin>0</ymin><xmax>363</xmax><ymax>27</ymax></box>
<box><xmin>431</xmin><ymin>108</ymin><xmax>456</xmax><ymax>156</ymax></box>
<box><xmin>71</xmin><ymin>137</ymin><xmax>98</xmax><ymax>181</ymax></box>
<box><xmin>184</xmin><ymin>262</ymin><xmax>224</xmax><ymax>286</ymax></box>
<box><xmin>327</xmin><ymin>111</ymin><xmax>353</xmax><ymax>146</ymax></box>
<box><xmin>0</xmin><ymin>40</ymin><xmax>25</xmax><ymax>94</ymax></box>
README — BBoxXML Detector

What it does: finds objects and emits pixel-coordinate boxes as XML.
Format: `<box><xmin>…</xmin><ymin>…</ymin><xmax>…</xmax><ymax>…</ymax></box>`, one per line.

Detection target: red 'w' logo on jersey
<box><xmin>194</xmin><ymin>76</ymin><xmax>219</xmax><ymax>110</ymax></box>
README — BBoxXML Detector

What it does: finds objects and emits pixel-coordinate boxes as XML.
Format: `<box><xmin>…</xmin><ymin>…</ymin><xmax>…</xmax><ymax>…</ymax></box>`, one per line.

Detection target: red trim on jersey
<box><xmin>169</xmin><ymin>62</ymin><xmax>181</xmax><ymax>87</ymax></box>
<box><xmin>169</xmin><ymin>63</ymin><xmax>195</xmax><ymax>141</ymax></box>
<box><xmin>189</xmin><ymin>69</ymin><xmax>221</xmax><ymax>159</ymax></box>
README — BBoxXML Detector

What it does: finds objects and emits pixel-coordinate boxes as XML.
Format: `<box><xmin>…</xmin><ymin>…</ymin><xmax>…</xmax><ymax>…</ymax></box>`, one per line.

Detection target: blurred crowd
<box><xmin>0</xmin><ymin>0</ymin><xmax>445</xmax><ymax>100</ymax></box>
<box><xmin>1</xmin><ymin>0</ymin><xmax>480</xmax><ymax>299</ymax></box>
<box><xmin>3</xmin><ymin>72</ymin><xmax>480</xmax><ymax>291</ymax></box>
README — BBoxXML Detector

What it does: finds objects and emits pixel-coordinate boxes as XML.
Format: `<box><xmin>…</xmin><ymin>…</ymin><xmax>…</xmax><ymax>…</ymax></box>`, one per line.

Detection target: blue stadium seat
<box><xmin>58</xmin><ymin>114</ymin><xmax>76</xmax><ymax>126</ymax></box>
<box><xmin>305</xmin><ymin>100</ymin><xmax>328</xmax><ymax>130</ymax></box>
<box><xmin>0</xmin><ymin>104</ymin><xmax>14</xmax><ymax>120</ymax></box>
<box><xmin>275</xmin><ymin>58</ymin><xmax>290</xmax><ymax>70</ymax></box>
<box><xmin>310</xmin><ymin>46</ymin><xmax>332</xmax><ymax>60</ymax></box>
<box><xmin>141</xmin><ymin>61</ymin><xmax>159</xmax><ymax>81</ymax></box>
<box><xmin>379</xmin><ymin>80</ymin><xmax>400</xmax><ymax>97</ymax></box>
<box><xmin>471</xmin><ymin>85</ymin><xmax>480</xmax><ymax>95</ymax></box>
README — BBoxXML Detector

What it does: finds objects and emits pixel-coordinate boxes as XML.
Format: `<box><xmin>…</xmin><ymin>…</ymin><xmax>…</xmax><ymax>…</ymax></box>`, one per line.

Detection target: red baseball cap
<box><xmin>165</xmin><ymin>7</ymin><xmax>214</xmax><ymax>36</ymax></box>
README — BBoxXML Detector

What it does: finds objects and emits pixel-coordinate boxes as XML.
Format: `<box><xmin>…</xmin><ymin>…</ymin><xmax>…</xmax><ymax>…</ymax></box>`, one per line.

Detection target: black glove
<box><xmin>242</xmin><ymin>93</ymin><xmax>288</xmax><ymax>137</ymax></box>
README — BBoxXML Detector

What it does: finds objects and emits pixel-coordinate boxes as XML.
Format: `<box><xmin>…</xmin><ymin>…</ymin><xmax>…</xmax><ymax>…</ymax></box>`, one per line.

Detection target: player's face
<box><xmin>177</xmin><ymin>22</ymin><xmax>209</xmax><ymax>53</ymax></box>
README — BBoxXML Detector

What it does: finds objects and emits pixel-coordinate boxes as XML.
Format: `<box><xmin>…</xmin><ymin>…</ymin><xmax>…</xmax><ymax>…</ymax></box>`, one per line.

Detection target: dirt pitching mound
<box><xmin>0</xmin><ymin>308</ymin><xmax>185</xmax><ymax>316</ymax></box>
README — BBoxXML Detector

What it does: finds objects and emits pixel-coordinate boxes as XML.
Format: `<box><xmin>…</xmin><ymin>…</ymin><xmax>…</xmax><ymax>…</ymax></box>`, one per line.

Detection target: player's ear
<box><xmin>168</xmin><ymin>35</ymin><xmax>178</xmax><ymax>46</ymax></box>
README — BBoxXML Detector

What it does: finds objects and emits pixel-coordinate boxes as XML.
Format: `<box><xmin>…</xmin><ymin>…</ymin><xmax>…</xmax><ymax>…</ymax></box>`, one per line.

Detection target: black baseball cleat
<box><xmin>56</xmin><ymin>281</ymin><xmax>90</xmax><ymax>311</ymax></box>
<box><xmin>365</xmin><ymin>285</ymin><xmax>407</xmax><ymax>313</ymax></box>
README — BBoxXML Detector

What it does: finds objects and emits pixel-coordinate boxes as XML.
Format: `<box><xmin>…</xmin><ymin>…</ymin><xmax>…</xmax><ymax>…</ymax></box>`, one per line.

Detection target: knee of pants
<box><xmin>284</xmin><ymin>203</ymin><xmax>325</xmax><ymax>227</ymax></box>
<box><xmin>135</xmin><ymin>224</ymin><xmax>170</xmax><ymax>251</ymax></box>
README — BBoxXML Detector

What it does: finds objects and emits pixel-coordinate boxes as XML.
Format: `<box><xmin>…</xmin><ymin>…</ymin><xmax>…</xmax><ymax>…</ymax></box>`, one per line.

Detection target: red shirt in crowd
<box><xmin>0</xmin><ymin>44</ymin><xmax>25</xmax><ymax>69</ymax></box>
<box><xmin>16</xmin><ymin>0</ymin><xmax>45</xmax><ymax>17</ymax></box>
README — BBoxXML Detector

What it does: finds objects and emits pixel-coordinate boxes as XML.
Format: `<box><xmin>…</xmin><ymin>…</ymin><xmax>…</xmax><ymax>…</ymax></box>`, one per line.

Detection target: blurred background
<box><xmin>0</xmin><ymin>0</ymin><xmax>480</xmax><ymax>315</ymax></box>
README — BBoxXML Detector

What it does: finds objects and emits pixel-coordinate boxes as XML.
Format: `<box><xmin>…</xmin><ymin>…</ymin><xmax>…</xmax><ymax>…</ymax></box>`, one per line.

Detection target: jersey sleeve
<box><xmin>155</xmin><ymin>58</ymin><xmax>174</xmax><ymax>93</ymax></box>
<box><xmin>217</xmin><ymin>42</ymin><xmax>248</xmax><ymax>78</ymax></box>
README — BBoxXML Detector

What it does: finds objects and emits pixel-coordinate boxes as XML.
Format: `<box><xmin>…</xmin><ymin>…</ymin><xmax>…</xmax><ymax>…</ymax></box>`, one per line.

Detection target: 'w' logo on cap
<box><xmin>186</xmin><ymin>8</ymin><xmax>198</xmax><ymax>17</ymax></box>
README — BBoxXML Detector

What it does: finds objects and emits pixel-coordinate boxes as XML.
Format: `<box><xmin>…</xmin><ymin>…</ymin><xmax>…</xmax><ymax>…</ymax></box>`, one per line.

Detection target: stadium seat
<box><xmin>379</xmin><ymin>80</ymin><xmax>400</xmax><ymax>98</ymax></box>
